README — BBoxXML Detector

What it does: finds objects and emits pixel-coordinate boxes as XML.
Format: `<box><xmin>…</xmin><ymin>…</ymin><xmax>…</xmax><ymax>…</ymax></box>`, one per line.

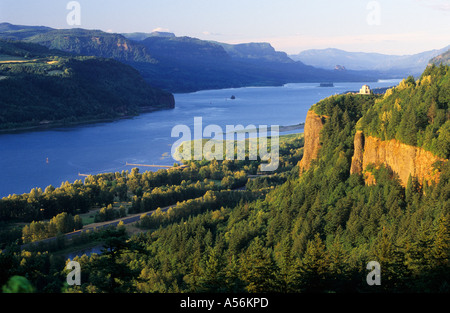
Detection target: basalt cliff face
<box><xmin>350</xmin><ymin>131</ymin><xmax>446</xmax><ymax>187</ymax></box>
<box><xmin>299</xmin><ymin>110</ymin><xmax>326</xmax><ymax>172</ymax></box>
<box><xmin>300</xmin><ymin>110</ymin><xmax>446</xmax><ymax>187</ymax></box>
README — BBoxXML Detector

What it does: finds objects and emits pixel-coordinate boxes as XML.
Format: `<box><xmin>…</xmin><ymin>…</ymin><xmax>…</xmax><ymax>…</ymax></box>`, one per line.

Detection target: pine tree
<box><xmin>397</xmin><ymin>105</ymin><xmax>418</xmax><ymax>146</ymax></box>
<box><xmin>425</xmin><ymin>216</ymin><xmax>450</xmax><ymax>292</ymax></box>
<box><xmin>198</xmin><ymin>245</ymin><xmax>226</xmax><ymax>292</ymax></box>
<box><xmin>298</xmin><ymin>233</ymin><xmax>329</xmax><ymax>292</ymax></box>
<box><xmin>327</xmin><ymin>231</ymin><xmax>352</xmax><ymax>291</ymax></box>
<box><xmin>239</xmin><ymin>237</ymin><xmax>279</xmax><ymax>293</ymax></box>
<box><xmin>431</xmin><ymin>216</ymin><xmax>450</xmax><ymax>267</ymax></box>
<box><xmin>371</xmin><ymin>227</ymin><xmax>412</xmax><ymax>292</ymax></box>
<box><xmin>224</xmin><ymin>254</ymin><xmax>245</xmax><ymax>293</ymax></box>
<box><xmin>276</xmin><ymin>236</ymin><xmax>301</xmax><ymax>293</ymax></box>
<box><xmin>183</xmin><ymin>238</ymin><xmax>204</xmax><ymax>292</ymax></box>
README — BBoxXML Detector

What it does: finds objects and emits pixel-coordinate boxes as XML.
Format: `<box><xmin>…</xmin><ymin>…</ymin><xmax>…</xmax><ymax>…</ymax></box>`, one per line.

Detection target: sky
<box><xmin>0</xmin><ymin>0</ymin><xmax>449</xmax><ymax>55</ymax></box>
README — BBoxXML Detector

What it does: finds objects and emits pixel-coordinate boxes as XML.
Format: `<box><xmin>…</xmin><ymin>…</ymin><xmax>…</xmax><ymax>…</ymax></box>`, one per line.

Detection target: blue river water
<box><xmin>0</xmin><ymin>80</ymin><xmax>400</xmax><ymax>198</ymax></box>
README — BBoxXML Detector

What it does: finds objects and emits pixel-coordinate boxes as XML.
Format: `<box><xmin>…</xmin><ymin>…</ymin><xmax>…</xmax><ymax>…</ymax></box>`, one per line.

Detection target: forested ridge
<box><xmin>430</xmin><ymin>49</ymin><xmax>450</xmax><ymax>67</ymax></box>
<box><xmin>0</xmin><ymin>39</ymin><xmax>174</xmax><ymax>130</ymax></box>
<box><xmin>0</xmin><ymin>68</ymin><xmax>449</xmax><ymax>294</ymax></box>
<box><xmin>358</xmin><ymin>64</ymin><xmax>450</xmax><ymax>159</ymax></box>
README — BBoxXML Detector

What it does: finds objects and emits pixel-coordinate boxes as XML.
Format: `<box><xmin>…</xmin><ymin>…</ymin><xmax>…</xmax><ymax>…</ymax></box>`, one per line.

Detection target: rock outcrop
<box><xmin>350</xmin><ymin>131</ymin><xmax>365</xmax><ymax>175</ymax></box>
<box><xmin>350</xmin><ymin>132</ymin><xmax>446</xmax><ymax>187</ymax></box>
<box><xmin>299</xmin><ymin>108</ymin><xmax>446</xmax><ymax>187</ymax></box>
<box><xmin>299</xmin><ymin>110</ymin><xmax>326</xmax><ymax>173</ymax></box>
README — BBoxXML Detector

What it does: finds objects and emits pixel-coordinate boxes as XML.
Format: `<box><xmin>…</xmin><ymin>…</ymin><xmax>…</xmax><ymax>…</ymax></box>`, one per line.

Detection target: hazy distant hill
<box><xmin>0</xmin><ymin>23</ymin><xmax>156</xmax><ymax>63</ymax></box>
<box><xmin>0</xmin><ymin>23</ymin><xmax>52</xmax><ymax>40</ymax></box>
<box><xmin>217</xmin><ymin>42</ymin><xmax>294</xmax><ymax>63</ymax></box>
<box><xmin>0</xmin><ymin>39</ymin><xmax>174</xmax><ymax>130</ymax></box>
<box><xmin>291</xmin><ymin>46</ymin><xmax>450</xmax><ymax>76</ymax></box>
<box><xmin>27</xmin><ymin>29</ymin><xmax>157</xmax><ymax>64</ymax></box>
<box><xmin>136</xmin><ymin>36</ymin><xmax>381</xmax><ymax>92</ymax></box>
<box><xmin>430</xmin><ymin>49</ymin><xmax>450</xmax><ymax>66</ymax></box>
<box><xmin>0</xmin><ymin>23</ymin><xmax>382</xmax><ymax>93</ymax></box>
<box><xmin>122</xmin><ymin>31</ymin><xmax>176</xmax><ymax>41</ymax></box>
<box><xmin>141</xmin><ymin>36</ymin><xmax>231</xmax><ymax>64</ymax></box>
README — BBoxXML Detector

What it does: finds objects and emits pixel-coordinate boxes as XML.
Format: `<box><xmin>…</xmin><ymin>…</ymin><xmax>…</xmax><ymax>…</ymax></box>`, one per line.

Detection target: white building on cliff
<box><xmin>359</xmin><ymin>85</ymin><xmax>371</xmax><ymax>95</ymax></box>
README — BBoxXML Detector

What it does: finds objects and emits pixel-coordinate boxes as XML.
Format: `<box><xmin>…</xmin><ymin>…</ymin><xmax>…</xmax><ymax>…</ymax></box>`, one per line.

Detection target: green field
<box><xmin>0</xmin><ymin>54</ymin><xmax>28</xmax><ymax>63</ymax></box>
<box><xmin>175</xmin><ymin>132</ymin><xmax>304</xmax><ymax>163</ymax></box>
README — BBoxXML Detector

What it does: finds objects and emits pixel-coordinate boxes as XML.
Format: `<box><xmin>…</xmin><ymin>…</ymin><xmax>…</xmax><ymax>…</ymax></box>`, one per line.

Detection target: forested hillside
<box><xmin>0</xmin><ymin>40</ymin><xmax>174</xmax><ymax>130</ymax></box>
<box><xmin>65</xmin><ymin>70</ymin><xmax>448</xmax><ymax>292</ymax></box>
<box><xmin>430</xmin><ymin>49</ymin><xmax>450</xmax><ymax>66</ymax></box>
<box><xmin>1</xmin><ymin>67</ymin><xmax>448</xmax><ymax>294</ymax></box>
<box><xmin>359</xmin><ymin>64</ymin><xmax>449</xmax><ymax>159</ymax></box>
<box><xmin>26</xmin><ymin>28</ymin><xmax>157</xmax><ymax>63</ymax></box>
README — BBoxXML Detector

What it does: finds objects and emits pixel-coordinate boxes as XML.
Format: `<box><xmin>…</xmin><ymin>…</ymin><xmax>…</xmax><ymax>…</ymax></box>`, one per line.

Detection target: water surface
<box><xmin>0</xmin><ymin>81</ymin><xmax>400</xmax><ymax>197</ymax></box>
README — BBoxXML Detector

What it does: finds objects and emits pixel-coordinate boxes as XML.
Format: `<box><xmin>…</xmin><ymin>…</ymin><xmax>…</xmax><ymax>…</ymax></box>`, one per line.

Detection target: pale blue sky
<box><xmin>0</xmin><ymin>0</ymin><xmax>449</xmax><ymax>54</ymax></box>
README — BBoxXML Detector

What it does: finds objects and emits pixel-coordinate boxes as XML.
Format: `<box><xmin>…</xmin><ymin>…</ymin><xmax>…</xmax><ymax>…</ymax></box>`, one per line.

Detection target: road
<box><xmin>21</xmin><ymin>185</ymin><xmax>249</xmax><ymax>250</ymax></box>
<box><xmin>21</xmin><ymin>204</ymin><xmax>175</xmax><ymax>250</ymax></box>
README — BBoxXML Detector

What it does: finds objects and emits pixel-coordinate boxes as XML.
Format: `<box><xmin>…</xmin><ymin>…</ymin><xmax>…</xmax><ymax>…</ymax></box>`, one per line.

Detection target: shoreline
<box><xmin>0</xmin><ymin>114</ymin><xmax>304</xmax><ymax>136</ymax></box>
<box><xmin>1</xmin><ymin>78</ymin><xmax>395</xmax><ymax>135</ymax></box>
<box><xmin>0</xmin><ymin>106</ymin><xmax>173</xmax><ymax>135</ymax></box>
<box><xmin>219</xmin><ymin>123</ymin><xmax>305</xmax><ymax>136</ymax></box>
<box><xmin>279</xmin><ymin>123</ymin><xmax>305</xmax><ymax>132</ymax></box>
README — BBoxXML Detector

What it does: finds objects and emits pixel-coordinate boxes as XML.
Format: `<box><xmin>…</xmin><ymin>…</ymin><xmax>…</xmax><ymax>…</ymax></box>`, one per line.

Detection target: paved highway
<box><xmin>21</xmin><ymin>185</ymin><xmax>249</xmax><ymax>250</ymax></box>
<box><xmin>21</xmin><ymin>204</ymin><xmax>175</xmax><ymax>250</ymax></box>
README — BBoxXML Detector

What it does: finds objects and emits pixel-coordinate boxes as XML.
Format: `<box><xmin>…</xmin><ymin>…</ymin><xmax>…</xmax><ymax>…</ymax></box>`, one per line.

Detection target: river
<box><xmin>0</xmin><ymin>80</ymin><xmax>400</xmax><ymax>198</ymax></box>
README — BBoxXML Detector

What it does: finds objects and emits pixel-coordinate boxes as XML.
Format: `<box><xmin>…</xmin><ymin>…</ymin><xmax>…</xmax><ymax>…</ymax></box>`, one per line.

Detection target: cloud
<box><xmin>416</xmin><ymin>0</ymin><xmax>450</xmax><ymax>11</ymax></box>
<box><xmin>152</xmin><ymin>27</ymin><xmax>170</xmax><ymax>33</ymax></box>
<box><xmin>202</xmin><ymin>31</ymin><xmax>223</xmax><ymax>36</ymax></box>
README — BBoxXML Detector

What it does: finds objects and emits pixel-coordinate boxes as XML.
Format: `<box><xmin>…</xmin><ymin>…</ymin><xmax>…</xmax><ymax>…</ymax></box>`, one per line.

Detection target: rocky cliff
<box><xmin>300</xmin><ymin>110</ymin><xmax>446</xmax><ymax>187</ymax></box>
<box><xmin>299</xmin><ymin>110</ymin><xmax>326</xmax><ymax>172</ymax></box>
<box><xmin>350</xmin><ymin>131</ymin><xmax>365</xmax><ymax>175</ymax></box>
<box><xmin>350</xmin><ymin>131</ymin><xmax>446</xmax><ymax>187</ymax></box>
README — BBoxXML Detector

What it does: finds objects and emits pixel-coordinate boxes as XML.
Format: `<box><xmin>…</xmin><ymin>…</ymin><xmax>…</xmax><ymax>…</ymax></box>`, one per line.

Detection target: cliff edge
<box><xmin>299</xmin><ymin>110</ymin><xmax>326</xmax><ymax>172</ymax></box>
<box><xmin>300</xmin><ymin>112</ymin><xmax>446</xmax><ymax>187</ymax></box>
<box><xmin>350</xmin><ymin>131</ymin><xmax>446</xmax><ymax>187</ymax></box>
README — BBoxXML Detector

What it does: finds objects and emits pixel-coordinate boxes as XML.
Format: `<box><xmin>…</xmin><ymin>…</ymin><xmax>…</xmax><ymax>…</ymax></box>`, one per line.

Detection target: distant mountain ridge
<box><xmin>0</xmin><ymin>22</ymin><xmax>52</xmax><ymax>37</ymax></box>
<box><xmin>0</xmin><ymin>23</ymin><xmax>382</xmax><ymax>93</ymax></box>
<box><xmin>141</xmin><ymin>36</ymin><xmax>231</xmax><ymax>64</ymax></box>
<box><xmin>430</xmin><ymin>49</ymin><xmax>450</xmax><ymax>66</ymax></box>
<box><xmin>216</xmin><ymin>42</ymin><xmax>294</xmax><ymax>63</ymax></box>
<box><xmin>122</xmin><ymin>31</ymin><xmax>176</xmax><ymax>41</ymax></box>
<box><xmin>0</xmin><ymin>23</ymin><xmax>157</xmax><ymax>63</ymax></box>
<box><xmin>28</xmin><ymin>28</ymin><xmax>157</xmax><ymax>63</ymax></box>
<box><xmin>291</xmin><ymin>46</ymin><xmax>450</xmax><ymax>76</ymax></box>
